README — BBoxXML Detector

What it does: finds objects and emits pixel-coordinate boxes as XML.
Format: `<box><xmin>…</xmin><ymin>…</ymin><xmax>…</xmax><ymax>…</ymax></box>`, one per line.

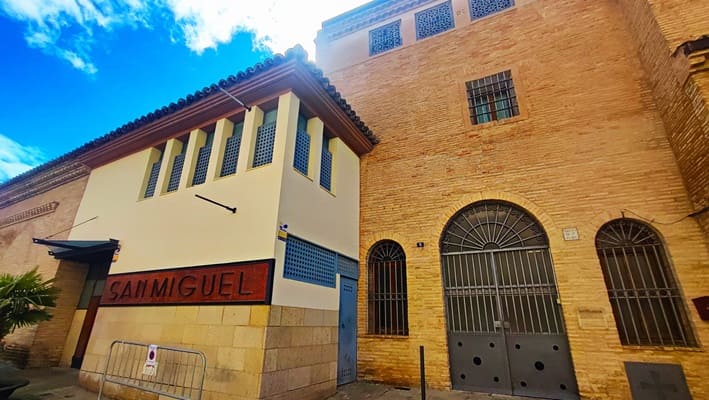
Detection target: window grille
<box><xmin>253</xmin><ymin>110</ymin><xmax>278</xmax><ymax>168</ymax></box>
<box><xmin>466</xmin><ymin>70</ymin><xmax>519</xmax><ymax>125</ymax></box>
<box><xmin>368</xmin><ymin>240</ymin><xmax>409</xmax><ymax>335</ymax></box>
<box><xmin>369</xmin><ymin>20</ymin><xmax>402</xmax><ymax>56</ymax></box>
<box><xmin>338</xmin><ymin>256</ymin><xmax>359</xmax><ymax>280</ymax></box>
<box><xmin>166</xmin><ymin>146</ymin><xmax>186</xmax><ymax>192</ymax></box>
<box><xmin>415</xmin><ymin>1</ymin><xmax>454</xmax><ymax>40</ymax></box>
<box><xmin>595</xmin><ymin>219</ymin><xmax>696</xmax><ymax>347</ymax></box>
<box><xmin>192</xmin><ymin>133</ymin><xmax>213</xmax><ymax>186</ymax></box>
<box><xmin>320</xmin><ymin>136</ymin><xmax>333</xmax><ymax>191</ymax></box>
<box><xmin>144</xmin><ymin>157</ymin><xmax>161</xmax><ymax>198</ymax></box>
<box><xmin>294</xmin><ymin>114</ymin><xmax>310</xmax><ymax>175</ymax></box>
<box><xmin>469</xmin><ymin>0</ymin><xmax>514</xmax><ymax>20</ymax></box>
<box><xmin>284</xmin><ymin>236</ymin><xmax>337</xmax><ymax>288</ymax></box>
<box><xmin>220</xmin><ymin>122</ymin><xmax>244</xmax><ymax>177</ymax></box>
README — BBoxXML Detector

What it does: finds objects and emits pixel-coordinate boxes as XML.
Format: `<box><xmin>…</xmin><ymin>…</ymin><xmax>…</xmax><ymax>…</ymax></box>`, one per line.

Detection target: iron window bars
<box><xmin>466</xmin><ymin>70</ymin><xmax>519</xmax><ymax>125</ymax></box>
<box><xmin>368</xmin><ymin>240</ymin><xmax>409</xmax><ymax>335</ymax></box>
<box><xmin>595</xmin><ymin>219</ymin><xmax>696</xmax><ymax>347</ymax></box>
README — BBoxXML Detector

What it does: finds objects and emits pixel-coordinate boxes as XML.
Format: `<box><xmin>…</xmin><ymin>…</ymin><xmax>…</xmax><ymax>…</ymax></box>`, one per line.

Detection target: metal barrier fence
<box><xmin>98</xmin><ymin>340</ymin><xmax>206</xmax><ymax>400</ymax></box>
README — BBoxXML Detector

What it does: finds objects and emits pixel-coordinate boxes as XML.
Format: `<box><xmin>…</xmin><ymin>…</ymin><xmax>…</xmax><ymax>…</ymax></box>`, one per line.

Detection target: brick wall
<box><xmin>0</xmin><ymin>176</ymin><xmax>89</xmax><ymax>367</ymax></box>
<box><xmin>616</xmin><ymin>0</ymin><xmax>709</xmax><ymax>237</ymax></box>
<box><xmin>319</xmin><ymin>0</ymin><xmax>709</xmax><ymax>398</ymax></box>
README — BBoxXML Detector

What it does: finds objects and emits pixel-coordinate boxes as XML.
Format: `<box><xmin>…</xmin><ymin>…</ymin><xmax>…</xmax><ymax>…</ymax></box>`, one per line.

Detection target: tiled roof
<box><xmin>0</xmin><ymin>45</ymin><xmax>378</xmax><ymax>191</ymax></box>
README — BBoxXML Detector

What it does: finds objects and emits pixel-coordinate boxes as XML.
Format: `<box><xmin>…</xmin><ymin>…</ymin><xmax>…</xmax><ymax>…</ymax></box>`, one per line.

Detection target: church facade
<box><xmin>316</xmin><ymin>0</ymin><xmax>708</xmax><ymax>399</ymax></box>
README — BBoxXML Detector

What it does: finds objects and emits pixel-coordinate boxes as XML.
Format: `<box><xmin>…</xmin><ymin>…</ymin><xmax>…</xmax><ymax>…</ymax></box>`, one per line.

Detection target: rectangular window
<box><xmin>220</xmin><ymin>122</ymin><xmax>244</xmax><ymax>177</ymax></box>
<box><xmin>143</xmin><ymin>151</ymin><xmax>162</xmax><ymax>198</ymax></box>
<box><xmin>253</xmin><ymin>109</ymin><xmax>277</xmax><ymax>168</ymax></box>
<box><xmin>369</xmin><ymin>20</ymin><xmax>402</xmax><ymax>56</ymax></box>
<box><xmin>466</xmin><ymin>70</ymin><xmax>519</xmax><ymax>125</ymax></box>
<box><xmin>469</xmin><ymin>0</ymin><xmax>514</xmax><ymax>20</ymax></box>
<box><xmin>320</xmin><ymin>136</ymin><xmax>333</xmax><ymax>191</ymax></box>
<box><xmin>191</xmin><ymin>132</ymin><xmax>214</xmax><ymax>186</ymax></box>
<box><xmin>167</xmin><ymin>143</ymin><xmax>186</xmax><ymax>192</ymax></box>
<box><xmin>415</xmin><ymin>1</ymin><xmax>454</xmax><ymax>40</ymax></box>
<box><xmin>293</xmin><ymin>113</ymin><xmax>310</xmax><ymax>175</ymax></box>
<box><xmin>284</xmin><ymin>236</ymin><xmax>337</xmax><ymax>288</ymax></box>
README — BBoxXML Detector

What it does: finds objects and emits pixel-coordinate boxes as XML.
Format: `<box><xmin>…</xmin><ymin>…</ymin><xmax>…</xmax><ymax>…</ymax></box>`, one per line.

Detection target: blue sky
<box><xmin>0</xmin><ymin>0</ymin><xmax>367</xmax><ymax>182</ymax></box>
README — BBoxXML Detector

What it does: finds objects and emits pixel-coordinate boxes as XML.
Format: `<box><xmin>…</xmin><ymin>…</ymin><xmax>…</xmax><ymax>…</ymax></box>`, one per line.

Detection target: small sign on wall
<box><xmin>142</xmin><ymin>344</ymin><xmax>158</xmax><ymax>376</ymax></box>
<box><xmin>562</xmin><ymin>227</ymin><xmax>579</xmax><ymax>241</ymax></box>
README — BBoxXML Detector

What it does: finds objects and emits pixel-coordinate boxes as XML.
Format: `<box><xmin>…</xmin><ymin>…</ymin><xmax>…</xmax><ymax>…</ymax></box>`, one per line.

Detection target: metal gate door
<box><xmin>337</xmin><ymin>277</ymin><xmax>357</xmax><ymax>385</ymax></box>
<box><xmin>440</xmin><ymin>201</ymin><xmax>578</xmax><ymax>400</ymax></box>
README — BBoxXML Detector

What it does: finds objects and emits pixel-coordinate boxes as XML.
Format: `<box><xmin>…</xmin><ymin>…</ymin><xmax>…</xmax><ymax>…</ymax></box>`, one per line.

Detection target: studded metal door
<box><xmin>337</xmin><ymin>277</ymin><xmax>357</xmax><ymax>385</ymax></box>
<box><xmin>441</xmin><ymin>201</ymin><xmax>579</xmax><ymax>400</ymax></box>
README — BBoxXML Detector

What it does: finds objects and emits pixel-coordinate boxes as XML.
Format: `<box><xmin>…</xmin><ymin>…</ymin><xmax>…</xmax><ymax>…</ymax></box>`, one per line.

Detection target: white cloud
<box><xmin>0</xmin><ymin>0</ymin><xmax>149</xmax><ymax>74</ymax></box>
<box><xmin>164</xmin><ymin>0</ymin><xmax>370</xmax><ymax>57</ymax></box>
<box><xmin>0</xmin><ymin>134</ymin><xmax>46</xmax><ymax>182</ymax></box>
<box><xmin>0</xmin><ymin>0</ymin><xmax>370</xmax><ymax>73</ymax></box>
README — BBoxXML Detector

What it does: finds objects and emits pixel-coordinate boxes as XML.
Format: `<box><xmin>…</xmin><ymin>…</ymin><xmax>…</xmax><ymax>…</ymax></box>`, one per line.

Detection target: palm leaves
<box><xmin>0</xmin><ymin>268</ymin><xmax>60</xmax><ymax>340</ymax></box>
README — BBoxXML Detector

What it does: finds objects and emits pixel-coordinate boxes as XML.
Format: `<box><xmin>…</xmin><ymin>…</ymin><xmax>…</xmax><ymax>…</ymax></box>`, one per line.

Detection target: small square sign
<box><xmin>562</xmin><ymin>227</ymin><xmax>579</xmax><ymax>241</ymax></box>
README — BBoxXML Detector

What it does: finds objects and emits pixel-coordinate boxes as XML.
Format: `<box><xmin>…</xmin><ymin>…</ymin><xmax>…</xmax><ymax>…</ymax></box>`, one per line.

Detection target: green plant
<box><xmin>0</xmin><ymin>268</ymin><xmax>60</xmax><ymax>341</ymax></box>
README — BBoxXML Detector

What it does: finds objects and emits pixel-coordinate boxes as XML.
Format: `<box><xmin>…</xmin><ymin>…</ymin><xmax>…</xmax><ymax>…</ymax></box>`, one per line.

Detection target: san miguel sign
<box><xmin>100</xmin><ymin>260</ymin><xmax>273</xmax><ymax>306</ymax></box>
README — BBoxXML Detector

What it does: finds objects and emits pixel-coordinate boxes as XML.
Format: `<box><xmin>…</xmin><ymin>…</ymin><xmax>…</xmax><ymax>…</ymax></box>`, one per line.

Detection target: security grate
<box><xmin>466</xmin><ymin>70</ymin><xmax>519</xmax><ymax>125</ymax></box>
<box><xmin>338</xmin><ymin>256</ymin><xmax>359</xmax><ymax>280</ymax></box>
<box><xmin>415</xmin><ymin>1</ymin><xmax>455</xmax><ymax>40</ymax></box>
<box><xmin>144</xmin><ymin>159</ymin><xmax>161</xmax><ymax>198</ymax></box>
<box><xmin>469</xmin><ymin>0</ymin><xmax>514</xmax><ymax>20</ymax></box>
<box><xmin>220</xmin><ymin>122</ymin><xmax>244</xmax><ymax>177</ymax></box>
<box><xmin>167</xmin><ymin>153</ymin><xmax>185</xmax><ymax>192</ymax></box>
<box><xmin>596</xmin><ymin>219</ymin><xmax>696</xmax><ymax>347</ymax></box>
<box><xmin>368</xmin><ymin>240</ymin><xmax>409</xmax><ymax>335</ymax></box>
<box><xmin>293</xmin><ymin>129</ymin><xmax>310</xmax><ymax>175</ymax></box>
<box><xmin>253</xmin><ymin>121</ymin><xmax>276</xmax><ymax>167</ymax></box>
<box><xmin>320</xmin><ymin>139</ymin><xmax>333</xmax><ymax>191</ymax></box>
<box><xmin>191</xmin><ymin>138</ymin><xmax>213</xmax><ymax>186</ymax></box>
<box><xmin>284</xmin><ymin>236</ymin><xmax>337</xmax><ymax>288</ymax></box>
<box><xmin>369</xmin><ymin>20</ymin><xmax>402</xmax><ymax>56</ymax></box>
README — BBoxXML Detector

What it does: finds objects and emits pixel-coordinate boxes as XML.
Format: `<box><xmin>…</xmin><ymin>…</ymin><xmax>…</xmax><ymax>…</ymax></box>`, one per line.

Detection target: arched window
<box><xmin>367</xmin><ymin>240</ymin><xmax>409</xmax><ymax>335</ymax></box>
<box><xmin>595</xmin><ymin>219</ymin><xmax>696</xmax><ymax>347</ymax></box>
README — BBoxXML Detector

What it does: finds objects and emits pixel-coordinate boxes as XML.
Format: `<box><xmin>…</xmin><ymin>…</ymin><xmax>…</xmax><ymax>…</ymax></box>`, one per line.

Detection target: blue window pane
<box><xmin>192</xmin><ymin>133</ymin><xmax>213</xmax><ymax>186</ymax></box>
<box><xmin>469</xmin><ymin>0</ymin><xmax>514</xmax><ymax>20</ymax></box>
<box><xmin>144</xmin><ymin>159</ymin><xmax>161</xmax><ymax>198</ymax></box>
<box><xmin>369</xmin><ymin>20</ymin><xmax>402</xmax><ymax>56</ymax></box>
<box><xmin>294</xmin><ymin>129</ymin><xmax>310</xmax><ymax>175</ymax></box>
<box><xmin>253</xmin><ymin>121</ymin><xmax>276</xmax><ymax>167</ymax></box>
<box><xmin>415</xmin><ymin>1</ymin><xmax>455</xmax><ymax>40</ymax></box>
<box><xmin>320</xmin><ymin>137</ymin><xmax>332</xmax><ymax>191</ymax></box>
<box><xmin>220</xmin><ymin>122</ymin><xmax>243</xmax><ymax>177</ymax></box>
<box><xmin>167</xmin><ymin>153</ymin><xmax>185</xmax><ymax>192</ymax></box>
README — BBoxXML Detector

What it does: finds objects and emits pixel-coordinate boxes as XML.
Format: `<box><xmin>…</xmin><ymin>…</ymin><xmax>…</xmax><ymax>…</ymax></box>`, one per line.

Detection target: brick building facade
<box><xmin>317</xmin><ymin>0</ymin><xmax>708</xmax><ymax>399</ymax></box>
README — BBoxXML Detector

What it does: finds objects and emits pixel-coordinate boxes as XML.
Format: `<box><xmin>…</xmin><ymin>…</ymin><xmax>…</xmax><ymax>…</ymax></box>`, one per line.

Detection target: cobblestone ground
<box><xmin>9</xmin><ymin>368</ymin><xmax>532</xmax><ymax>400</ymax></box>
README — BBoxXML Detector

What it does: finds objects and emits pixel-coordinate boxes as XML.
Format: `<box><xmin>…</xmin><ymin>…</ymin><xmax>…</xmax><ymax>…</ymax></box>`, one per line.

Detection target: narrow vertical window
<box><xmin>595</xmin><ymin>219</ymin><xmax>696</xmax><ymax>347</ymax></box>
<box><xmin>192</xmin><ymin>132</ymin><xmax>213</xmax><ymax>186</ymax></box>
<box><xmin>466</xmin><ymin>70</ymin><xmax>519</xmax><ymax>125</ymax></box>
<box><xmin>293</xmin><ymin>113</ymin><xmax>310</xmax><ymax>175</ymax></box>
<box><xmin>368</xmin><ymin>240</ymin><xmax>409</xmax><ymax>335</ymax></box>
<box><xmin>320</xmin><ymin>135</ymin><xmax>333</xmax><ymax>191</ymax></box>
<box><xmin>253</xmin><ymin>109</ymin><xmax>277</xmax><ymax>168</ymax></box>
<box><xmin>144</xmin><ymin>150</ymin><xmax>162</xmax><ymax>198</ymax></box>
<box><xmin>220</xmin><ymin>122</ymin><xmax>244</xmax><ymax>177</ymax></box>
<box><xmin>167</xmin><ymin>143</ymin><xmax>186</xmax><ymax>192</ymax></box>
<box><xmin>369</xmin><ymin>20</ymin><xmax>402</xmax><ymax>56</ymax></box>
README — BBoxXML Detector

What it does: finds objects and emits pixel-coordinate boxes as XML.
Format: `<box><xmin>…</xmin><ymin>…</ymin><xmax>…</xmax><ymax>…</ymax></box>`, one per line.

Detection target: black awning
<box><xmin>32</xmin><ymin>238</ymin><xmax>119</xmax><ymax>263</ymax></box>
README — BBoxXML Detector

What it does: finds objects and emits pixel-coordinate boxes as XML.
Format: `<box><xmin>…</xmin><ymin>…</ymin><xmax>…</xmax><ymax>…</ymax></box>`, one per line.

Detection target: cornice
<box><xmin>0</xmin><ymin>163</ymin><xmax>89</xmax><ymax>209</ymax></box>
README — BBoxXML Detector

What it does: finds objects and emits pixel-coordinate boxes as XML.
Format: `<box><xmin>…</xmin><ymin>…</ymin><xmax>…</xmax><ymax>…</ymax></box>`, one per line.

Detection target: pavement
<box><xmin>8</xmin><ymin>368</ymin><xmax>531</xmax><ymax>400</ymax></box>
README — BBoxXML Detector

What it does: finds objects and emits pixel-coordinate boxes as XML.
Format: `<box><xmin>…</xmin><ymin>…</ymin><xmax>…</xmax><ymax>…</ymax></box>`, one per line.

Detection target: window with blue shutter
<box><xmin>469</xmin><ymin>0</ymin><xmax>514</xmax><ymax>21</ymax></box>
<box><xmin>192</xmin><ymin>132</ymin><xmax>213</xmax><ymax>186</ymax></box>
<box><xmin>320</xmin><ymin>136</ymin><xmax>333</xmax><ymax>191</ymax></box>
<box><xmin>293</xmin><ymin>113</ymin><xmax>310</xmax><ymax>175</ymax></box>
<box><xmin>253</xmin><ymin>109</ymin><xmax>277</xmax><ymax>168</ymax></box>
<box><xmin>220</xmin><ymin>121</ymin><xmax>244</xmax><ymax>177</ymax></box>
<box><xmin>369</xmin><ymin>20</ymin><xmax>402</xmax><ymax>56</ymax></box>
<box><xmin>284</xmin><ymin>236</ymin><xmax>337</xmax><ymax>288</ymax></box>
<box><xmin>415</xmin><ymin>1</ymin><xmax>454</xmax><ymax>40</ymax></box>
<box><xmin>167</xmin><ymin>143</ymin><xmax>186</xmax><ymax>192</ymax></box>
<box><xmin>144</xmin><ymin>150</ymin><xmax>162</xmax><ymax>198</ymax></box>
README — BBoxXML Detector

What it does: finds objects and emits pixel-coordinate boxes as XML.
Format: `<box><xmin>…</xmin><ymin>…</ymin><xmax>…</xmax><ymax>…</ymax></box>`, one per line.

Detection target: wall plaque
<box><xmin>693</xmin><ymin>296</ymin><xmax>709</xmax><ymax>320</ymax></box>
<box><xmin>101</xmin><ymin>259</ymin><xmax>274</xmax><ymax>306</ymax></box>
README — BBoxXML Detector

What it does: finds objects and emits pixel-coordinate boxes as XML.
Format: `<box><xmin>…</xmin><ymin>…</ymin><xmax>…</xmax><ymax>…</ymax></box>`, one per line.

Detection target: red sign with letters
<box><xmin>100</xmin><ymin>260</ymin><xmax>273</xmax><ymax>306</ymax></box>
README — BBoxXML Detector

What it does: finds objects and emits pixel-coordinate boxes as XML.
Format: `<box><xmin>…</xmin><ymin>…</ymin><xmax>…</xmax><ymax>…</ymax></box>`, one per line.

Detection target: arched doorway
<box><xmin>440</xmin><ymin>200</ymin><xmax>578</xmax><ymax>399</ymax></box>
